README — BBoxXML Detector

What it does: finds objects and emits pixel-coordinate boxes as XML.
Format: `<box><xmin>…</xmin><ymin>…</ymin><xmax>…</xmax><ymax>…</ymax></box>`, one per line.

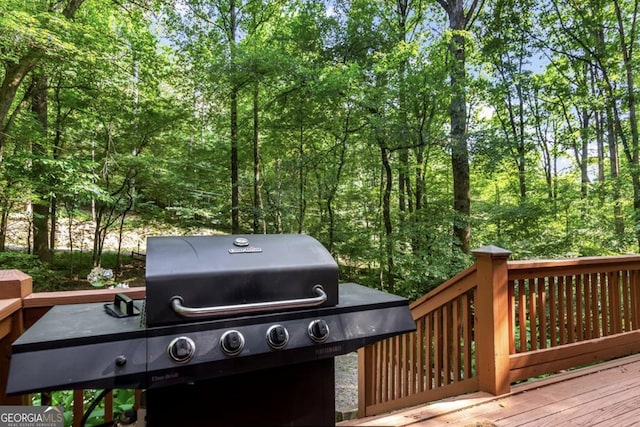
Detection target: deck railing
<box><xmin>0</xmin><ymin>270</ymin><xmax>145</xmax><ymax>427</ymax></box>
<box><xmin>358</xmin><ymin>247</ymin><xmax>640</xmax><ymax>417</ymax></box>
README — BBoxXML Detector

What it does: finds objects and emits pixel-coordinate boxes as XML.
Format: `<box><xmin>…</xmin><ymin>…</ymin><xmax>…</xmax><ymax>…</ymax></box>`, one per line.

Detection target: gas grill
<box><xmin>7</xmin><ymin>234</ymin><xmax>415</xmax><ymax>426</ymax></box>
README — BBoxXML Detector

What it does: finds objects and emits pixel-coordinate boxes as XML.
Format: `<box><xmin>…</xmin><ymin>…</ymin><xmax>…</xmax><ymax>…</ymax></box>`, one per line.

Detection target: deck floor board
<box><xmin>340</xmin><ymin>353</ymin><xmax>640</xmax><ymax>427</ymax></box>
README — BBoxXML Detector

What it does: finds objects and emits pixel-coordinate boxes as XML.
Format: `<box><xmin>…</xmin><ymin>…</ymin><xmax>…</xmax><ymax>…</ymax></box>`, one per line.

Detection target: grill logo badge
<box><xmin>228</xmin><ymin>247</ymin><xmax>262</xmax><ymax>254</ymax></box>
<box><xmin>0</xmin><ymin>406</ymin><xmax>63</xmax><ymax>427</ymax></box>
<box><xmin>229</xmin><ymin>237</ymin><xmax>262</xmax><ymax>254</ymax></box>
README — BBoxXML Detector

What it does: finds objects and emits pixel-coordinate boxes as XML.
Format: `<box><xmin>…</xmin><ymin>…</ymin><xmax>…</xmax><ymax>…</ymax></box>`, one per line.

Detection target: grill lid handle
<box><xmin>170</xmin><ymin>285</ymin><xmax>328</xmax><ymax>318</ymax></box>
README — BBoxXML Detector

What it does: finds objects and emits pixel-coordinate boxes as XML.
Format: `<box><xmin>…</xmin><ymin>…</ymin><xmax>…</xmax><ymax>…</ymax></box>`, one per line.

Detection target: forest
<box><xmin>0</xmin><ymin>0</ymin><xmax>638</xmax><ymax>298</ymax></box>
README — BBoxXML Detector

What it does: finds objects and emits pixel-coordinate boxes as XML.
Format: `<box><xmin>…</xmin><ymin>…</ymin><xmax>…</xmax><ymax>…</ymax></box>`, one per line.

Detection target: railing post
<box><xmin>0</xmin><ymin>270</ymin><xmax>33</xmax><ymax>300</ymax></box>
<box><xmin>472</xmin><ymin>246</ymin><xmax>511</xmax><ymax>396</ymax></box>
<box><xmin>0</xmin><ymin>270</ymin><xmax>33</xmax><ymax>405</ymax></box>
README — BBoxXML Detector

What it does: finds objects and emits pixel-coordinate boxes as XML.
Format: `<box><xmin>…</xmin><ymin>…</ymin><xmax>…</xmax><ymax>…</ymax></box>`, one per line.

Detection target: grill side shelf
<box><xmin>11</xmin><ymin>301</ymin><xmax>146</xmax><ymax>353</ymax></box>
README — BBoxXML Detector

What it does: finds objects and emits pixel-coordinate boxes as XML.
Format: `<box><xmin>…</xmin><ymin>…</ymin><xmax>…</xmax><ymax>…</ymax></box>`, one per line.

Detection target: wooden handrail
<box><xmin>410</xmin><ymin>264</ymin><xmax>477</xmax><ymax>320</ymax></box>
<box><xmin>23</xmin><ymin>287</ymin><xmax>146</xmax><ymax>308</ymax></box>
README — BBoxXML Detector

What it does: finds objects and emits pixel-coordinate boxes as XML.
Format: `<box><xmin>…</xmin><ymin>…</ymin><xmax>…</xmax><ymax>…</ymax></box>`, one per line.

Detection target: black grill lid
<box><xmin>145</xmin><ymin>234</ymin><xmax>338</xmax><ymax>327</ymax></box>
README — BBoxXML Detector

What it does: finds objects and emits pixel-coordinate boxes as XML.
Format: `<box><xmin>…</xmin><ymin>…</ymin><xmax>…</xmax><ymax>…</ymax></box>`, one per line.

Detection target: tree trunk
<box><xmin>450</xmin><ymin>30</ymin><xmax>470</xmax><ymax>253</ymax></box>
<box><xmin>579</xmin><ymin>108</ymin><xmax>591</xmax><ymax>198</ymax></box>
<box><xmin>326</xmin><ymin>135</ymin><xmax>347</xmax><ymax>255</ymax></box>
<box><xmin>0</xmin><ymin>205</ymin><xmax>9</xmax><ymax>251</ymax></box>
<box><xmin>595</xmin><ymin>109</ymin><xmax>605</xmax><ymax>202</ymax></box>
<box><xmin>380</xmin><ymin>144</ymin><xmax>395</xmax><ymax>294</ymax></box>
<box><xmin>230</xmin><ymin>0</ymin><xmax>240</xmax><ymax>234</ymax></box>
<box><xmin>438</xmin><ymin>0</ymin><xmax>473</xmax><ymax>254</ymax></box>
<box><xmin>0</xmin><ymin>53</ymin><xmax>42</xmax><ymax>163</ymax></box>
<box><xmin>92</xmin><ymin>204</ymin><xmax>104</xmax><ymax>266</ymax></box>
<box><xmin>606</xmin><ymin>103</ymin><xmax>624</xmax><ymax>237</ymax></box>
<box><xmin>297</xmin><ymin>125</ymin><xmax>306</xmax><ymax>234</ymax></box>
<box><xmin>593</xmin><ymin>64</ymin><xmax>606</xmax><ymax>204</ymax></box>
<box><xmin>252</xmin><ymin>82</ymin><xmax>265</xmax><ymax>234</ymax></box>
<box><xmin>516</xmin><ymin>79</ymin><xmax>527</xmax><ymax>200</ymax></box>
<box><xmin>50</xmin><ymin>200</ymin><xmax>57</xmax><ymax>252</ymax></box>
<box><xmin>30</xmin><ymin>72</ymin><xmax>51</xmax><ymax>262</ymax></box>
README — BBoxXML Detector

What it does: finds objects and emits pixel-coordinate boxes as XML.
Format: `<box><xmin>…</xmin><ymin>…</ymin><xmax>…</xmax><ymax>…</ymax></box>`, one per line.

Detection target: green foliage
<box><xmin>32</xmin><ymin>389</ymin><xmax>135</xmax><ymax>427</ymax></box>
<box><xmin>2</xmin><ymin>0</ymin><xmax>640</xmax><ymax>302</ymax></box>
<box><xmin>0</xmin><ymin>252</ymin><xmax>64</xmax><ymax>291</ymax></box>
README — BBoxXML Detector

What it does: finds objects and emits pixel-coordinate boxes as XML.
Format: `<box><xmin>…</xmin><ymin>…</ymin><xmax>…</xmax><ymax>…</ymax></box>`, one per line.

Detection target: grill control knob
<box><xmin>168</xmin><ymin>336</ymin><xmax>196</xmax><ymax>364</ymax></box>
<box><xmin>220</xmin><ymin>330</ymin><xmax>245</xmax><ymax>356</ymax></box>
<box><xmin>308</xmin><ymin>319</ymin><xmax>330</xmax><ymax>343</ymax></box>
<box><xmin>115</xmin><ymin>355</ymin><xmax>127</xmax><ymax>367</ymax></box>
<box><xmin>266</xmin><ymin>325</ymin><xmax>289</xmax><ymax>349</ymax></box>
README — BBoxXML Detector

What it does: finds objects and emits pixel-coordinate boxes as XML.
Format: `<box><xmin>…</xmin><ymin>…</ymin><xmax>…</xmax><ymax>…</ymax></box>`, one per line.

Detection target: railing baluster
<box><xmin>383</xmin><ymin>338</ymin><xmax>389</xmax><ymax>402</ymax></box>
<box><xmin>396</xmin><ymin>335</ymin><xmax>400</xmax><ymax>399</ymax></box>
<box><xmin>566</xmin><ymin>275</ymin><xmax>574</xmax><ymax>343</ymax></box>
<box><xmin>443</xmin><ymin>303</ymin><xmax>451</xmax><ymax>385</ymax></box>
<box><xmin>518</xmin><ymin>280</ymin><xmax>527</xmax><ymax>352</ymax></box>
<box><xmin>607</xmin><ymin>272</ymin><xmax>615</xmax><ymax>334</ymax></box>
<box><xmin>558</xmin><ymin>275</ymin><xmax>566</xmax><ymax>345</ymax></box>
<box><xmin>591</xmin><ymin>272</ymin><xmax>600</xmax><ymax>338</ymax></box>
<box><xmin>452</xmin><ymin>297</ymin><xmax>461</xmax><ymax>382</ymax></box>
<box><xmin>426</xmin><ymin>312</ymin><xmax>433</xmax><ymax>391</ymax></box>
<box><xmin>622</xmin><ymin>270</ymin><xmax>631</xmax><ymax>331</ymax></box>
<box><xmin>508</xmin><ymin>281</ymin><xmax>515</xmax><ymax>353</ymax></box>
<box><xmin>434</xmin><ymin>308</ymin><xmax>442</xmax><ymax>388</ymax></box>
<box><xmin>408</xmin><ymin>330</ymin><xmax>415</xmax><ymax>396</ymax></box>
<box><xmin>462</xmin><ymin>292</ymin><xmax>472</xmax><ymax>379</ymax></box>
<box><xmin>73</xmin><ymin>389</ymin><xmax>84</xmax><ymax>427</ymax></box>
<box><xmin>529</xmin><ymin>279</ymin><xmax>537</xmax><ymax>350</ymax></box>
<box><xmin>375</xmin><ymin>340</ymin><xmax>382</xmax><ymax>404</ymax></box>
<box><xmin>416</xmin><ymin>317</ymin><xmax>424</xmax><ymax>393</ymax></box>
<box><xmin>611</xmin><ymin>271</ymin><xmax>622</xmax><ymax>334</ymax></box>
<box><xmin>576</xmin><ymin>274</ymin><xmax>583</xmax><ymax>341</ymax></box>
<box><xmin>105</xmin><ymin>390</ymin><xmax>113</xmax><ymax>423</ymax></box>
<box><xmin>550</xmin><ymin>276</ymin><xmax>557</xmax><ymax>347</ymax></box>
<box><xmin>538</xmin><ymin>277</ymin><xmax>547</xmax><ymax>349</ymax></box>
<box><xmin>601</xmin><ymin>272</ymin><xmax>609</xmax><ymax>336</ymax></box>
<box><xmin>391</xmin><ymin>335</ymin><xmax>397</xmax><ymax>400</ymax></box>
<box><xmin>634</xmin><ymin>269</ymin><xmax>640</xmax><ymax>330</ymax></box>
<box><xmin>633</xmin><ymin>270</ymin><xmax>640</xmax><ymax>330</ymax></box>
<box><xmin>464</xmin><ymin>289</ymin><xmax>477</xmax><ymax>379</ymax></box>
<box><xmin>584</xmin><ymin>274</ymin><xmax>591</xmax><ymax>339</ymax></box>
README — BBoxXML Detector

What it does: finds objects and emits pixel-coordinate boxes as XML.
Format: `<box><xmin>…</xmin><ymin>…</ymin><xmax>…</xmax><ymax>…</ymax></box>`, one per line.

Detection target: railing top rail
<box><xmin>410</xmin><ymin>264</ymin><xmax>477</xmax><ymax>310</ymax></box>
<box><xmin>22</xmin><ymin>287</ymin><xmax>146</xmax><ymax>308</ymax></box>
<box><xmin>507</xmin><ymin>254</ymin><xmax>640</xmax><ymax>271</ymax></box>
<box><xmin>0</xmin><ymin>298</ymin><xmax>21</xmax><ymax>322</ymax></box>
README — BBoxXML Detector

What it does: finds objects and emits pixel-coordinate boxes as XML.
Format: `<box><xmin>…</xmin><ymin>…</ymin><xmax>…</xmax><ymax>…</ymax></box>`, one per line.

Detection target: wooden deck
<box><xmin>340</xmin><ymin>353</ymin><xmax>640</xmax><ymax>427</ymax></box>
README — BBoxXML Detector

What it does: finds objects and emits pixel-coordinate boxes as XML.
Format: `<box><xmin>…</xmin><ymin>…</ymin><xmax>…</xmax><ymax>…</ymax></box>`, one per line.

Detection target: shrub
<box><xmin>0</xmin><ymin>251</ymin><xmax>65</xmax><ymax>291</ymax></box>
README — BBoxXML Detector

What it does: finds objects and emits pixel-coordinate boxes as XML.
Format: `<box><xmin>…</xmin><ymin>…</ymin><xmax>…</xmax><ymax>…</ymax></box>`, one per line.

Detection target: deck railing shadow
<box><xmin>358</xmin><ymin>246</ymin><xmax>640</xmax><ymax>417</ymax></box>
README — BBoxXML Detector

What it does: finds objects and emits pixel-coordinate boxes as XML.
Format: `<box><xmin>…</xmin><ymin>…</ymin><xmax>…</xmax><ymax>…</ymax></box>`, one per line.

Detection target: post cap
<box><xmin>471</xmin><ymin>245</ymin><xmax>512</xmax><ymax>259</ymax></box>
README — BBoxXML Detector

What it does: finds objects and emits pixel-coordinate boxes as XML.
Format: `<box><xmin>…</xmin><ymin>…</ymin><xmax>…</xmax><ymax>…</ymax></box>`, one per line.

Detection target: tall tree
<box><xmin>435</xmin><ymin>0</ymin><xmax>483</xmax><ymax>253</ymax></box>
<box><xmin>29</xmin><ymin>71</ymin><xmax>51</xmax><ymax>261</ymax></box>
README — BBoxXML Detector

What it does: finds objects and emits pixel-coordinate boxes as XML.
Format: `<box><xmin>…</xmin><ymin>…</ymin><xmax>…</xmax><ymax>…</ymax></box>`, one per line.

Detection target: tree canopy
<box><xmin>1</xmin><ymin>0</ymin><xmax>639</xmax><ymax>298</ymax></box>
